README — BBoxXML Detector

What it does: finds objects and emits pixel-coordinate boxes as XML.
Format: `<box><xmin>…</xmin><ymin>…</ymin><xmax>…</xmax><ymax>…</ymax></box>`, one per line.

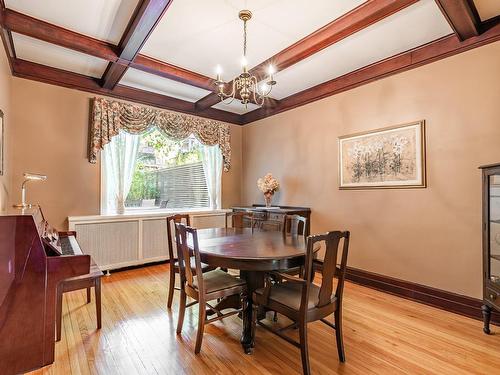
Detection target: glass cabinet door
<box><xmin>489</xmin><ymin>174</ymin><xmax>500</xmax><ymax>287</ymax></box>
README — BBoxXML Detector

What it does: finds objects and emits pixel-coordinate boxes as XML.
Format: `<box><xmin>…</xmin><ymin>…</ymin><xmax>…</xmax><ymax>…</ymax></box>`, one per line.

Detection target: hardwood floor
<box><xmin>29</xmin><ymin>264</ymin><xmax>500</xmax><ymax>375</ymax></box>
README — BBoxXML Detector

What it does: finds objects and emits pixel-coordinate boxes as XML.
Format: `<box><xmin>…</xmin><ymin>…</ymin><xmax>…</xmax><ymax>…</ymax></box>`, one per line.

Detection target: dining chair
<box><xmin>281</xmin><ymin>215</ymin><xmax>309</xmax><ymax>277</ymax></box>
<box><xmin>175</xmin><ymin>223</ymin><xmax>248</xmax><ymax>354</ymax></box>
<box><xmin>282</xmin><ymin>214</ymin><xmax>309</xmax><ymax>238</ymax></box>
<box><xmin>225</xmin><ymin>211</ymin><xmax>254</xmax><ymax>228</ymax></box>
<box><xmin>166</xmin><ymin>214</ymin><xmax>214</xmax><ymax>308</ymax></box>
<box><xmin>252</xmin><ymin>230</ymin><xmax>350</xmax><ymax>375</ymax></box>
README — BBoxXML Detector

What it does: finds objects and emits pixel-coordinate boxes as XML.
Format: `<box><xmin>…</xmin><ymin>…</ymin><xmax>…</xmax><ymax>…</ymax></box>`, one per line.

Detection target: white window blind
<box><xmin>157</xmin><ymin>162</ymin><xmax>209</xmax><ymax>209</ymax></box>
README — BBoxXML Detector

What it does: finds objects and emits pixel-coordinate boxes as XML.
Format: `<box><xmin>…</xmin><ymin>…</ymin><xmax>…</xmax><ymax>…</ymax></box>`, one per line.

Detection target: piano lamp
<box><xmin>13</xmin><ymin>172</ymin><xmax>47</xmax><ymax>209</ymax></box>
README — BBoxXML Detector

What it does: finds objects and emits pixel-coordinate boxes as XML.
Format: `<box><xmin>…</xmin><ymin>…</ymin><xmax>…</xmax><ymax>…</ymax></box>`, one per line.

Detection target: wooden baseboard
<box><xmin>345</xmin><ymin>267</ymin><xmax>500</xmax><ymax>326</ymax></box>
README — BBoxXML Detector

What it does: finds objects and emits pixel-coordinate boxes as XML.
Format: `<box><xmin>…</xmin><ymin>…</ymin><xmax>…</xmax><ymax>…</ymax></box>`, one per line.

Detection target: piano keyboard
<box><xmin>58</xmin><ymin>236</ymin><xmax>83</xmax><ymax>255</ymax></box>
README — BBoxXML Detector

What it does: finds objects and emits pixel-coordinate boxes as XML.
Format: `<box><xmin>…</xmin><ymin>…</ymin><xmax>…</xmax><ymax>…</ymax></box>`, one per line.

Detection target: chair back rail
<box><xmin>225</xmin><ymin>211</ymin><xmax>254</xmax><ymax>229</ymax></box>
<box><xmin>283</xmin><ymin>214</ymin><xmax>309</xmax><ymax>238</ymax></box>
<box><xmin>166</xmin><ymin>214</ymin><xmax>190</xmax><ymax>260</ymax></box>
<box><xmin>175</xmin><ymin>223</ymin><xmax>204</xmax><ymax>296</ymax></box>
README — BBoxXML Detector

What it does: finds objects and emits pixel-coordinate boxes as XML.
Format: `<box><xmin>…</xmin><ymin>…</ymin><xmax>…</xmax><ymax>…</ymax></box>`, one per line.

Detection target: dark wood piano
<box><xmin>0</xmin><ymin>206</ymin><xmax>90</xmax><ymax>375</ymax></box>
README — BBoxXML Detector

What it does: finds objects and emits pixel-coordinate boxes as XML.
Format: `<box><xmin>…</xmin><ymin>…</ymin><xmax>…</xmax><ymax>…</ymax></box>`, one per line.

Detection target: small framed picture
<box><xmin>338</xmin><ymin>120</ymin><xmax>426</xmax><ymax>189</ymax></box>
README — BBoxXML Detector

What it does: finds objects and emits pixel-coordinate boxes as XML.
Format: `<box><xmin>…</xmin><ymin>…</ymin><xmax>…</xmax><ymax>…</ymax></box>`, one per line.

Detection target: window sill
<box><xmin>68</xmin><ymin>208</ymin><xmax>231</xmax><ymax>223</ymax></box>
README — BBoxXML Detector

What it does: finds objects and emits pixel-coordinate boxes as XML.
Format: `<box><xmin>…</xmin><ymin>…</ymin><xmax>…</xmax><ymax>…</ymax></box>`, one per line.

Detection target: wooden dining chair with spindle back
<box><xmin>175</xmin><ymin>223</ymin><xmax>248</xmax><ymax>354</ymax></box>
<box><xmin>166</xmin><ymin>214</ymin><xmax>214</xmax><ymax>308</ymax></box>
<box><xmin>252</xmin><ymin>230</ymin><xmax>351</xmax><ymax>375</ymax></box>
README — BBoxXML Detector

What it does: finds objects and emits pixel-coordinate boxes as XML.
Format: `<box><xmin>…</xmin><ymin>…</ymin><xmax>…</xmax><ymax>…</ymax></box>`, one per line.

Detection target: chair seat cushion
<box><xmin>174</xmin><ymin>258</ymin><xmax>212</xmax><ymax>271</ymax></box>
<box><xmin>193</xmin><ymin>269</ymin><xmax>246</xmax><ymax>294</ymax></box>
<box><xmin>254</xmin><ymin>282</ymin><xmax>335</xmax><ymax>311</ymax></box>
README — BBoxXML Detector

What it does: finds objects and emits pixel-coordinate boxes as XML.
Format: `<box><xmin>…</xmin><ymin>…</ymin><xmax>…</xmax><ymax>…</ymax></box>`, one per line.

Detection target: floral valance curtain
<box><xmin>89</xmin><ymin>97</ymin><xmax>231</xmax><ymax>171</ymax></box>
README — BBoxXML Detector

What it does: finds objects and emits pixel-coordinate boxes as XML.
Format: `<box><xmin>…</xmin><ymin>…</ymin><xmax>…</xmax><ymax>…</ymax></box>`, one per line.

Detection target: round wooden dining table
<box><xmin>195</xmin><ymin>227</ymin><xmax>312</xmax><ymax>354</ymax></box>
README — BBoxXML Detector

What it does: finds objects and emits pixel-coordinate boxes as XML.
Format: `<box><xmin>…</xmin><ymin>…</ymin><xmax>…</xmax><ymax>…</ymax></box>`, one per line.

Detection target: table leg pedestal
<box><xmin>239</xmin><ymin>270</ymin><xmax>265</xmax><ymax>354</ymax></box>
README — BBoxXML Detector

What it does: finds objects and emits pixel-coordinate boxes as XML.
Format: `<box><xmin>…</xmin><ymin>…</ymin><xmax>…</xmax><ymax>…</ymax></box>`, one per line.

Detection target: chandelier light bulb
<box><xmin>241</xmin><ymin>56</ymin><xmax>248</xmax><ymax>68</ymax></box>
<box><xmin>267</xmin><ymin>65</ymin><xmax>275</xmax><ymax>76</ymax></box>
<box><xmin>260</xmin><ymin>82</ymin><xmax>268</xmax><ymax>95</ymax></box>
<box><xmin>216</xmin><ymin>65</ymin><xmax>222</xmax><ymax>75</ymax></box>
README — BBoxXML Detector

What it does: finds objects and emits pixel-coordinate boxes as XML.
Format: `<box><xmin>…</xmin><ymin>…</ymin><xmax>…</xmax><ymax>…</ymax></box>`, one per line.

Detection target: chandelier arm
<box><xmin>251</xmin><ymin>77</ymin><xmax>265</xmax><ymax>106</ymax></box>
<box><xmin>263</xmin><ymin>83</ymin><xmax>273</xmax><ymax>97</ymax></box>
<box><xmin>218</xmin><ymin>80</ymin><xmax>236</xmax><ymax>99</ymax></box>
<box><xmin>251</xmin><ymin>76</ymin><xmax>272</xmax><ymax>100</ymax></box>
<box><xmin>219</xmin><ymin>96</ymin><xmax>236</xmax><ymax>105</ymax></box>
<box><xmin>252</xmin><ymin>90</ymin><xmax>266</xmax><ymax>107</ymax></box>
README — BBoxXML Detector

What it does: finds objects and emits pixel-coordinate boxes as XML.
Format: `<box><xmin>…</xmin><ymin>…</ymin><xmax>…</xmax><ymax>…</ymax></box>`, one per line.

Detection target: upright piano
<box><xmin>0</xmin><ymin>206</ymin><xmax>90</xmax><ymax>375</ymax></box>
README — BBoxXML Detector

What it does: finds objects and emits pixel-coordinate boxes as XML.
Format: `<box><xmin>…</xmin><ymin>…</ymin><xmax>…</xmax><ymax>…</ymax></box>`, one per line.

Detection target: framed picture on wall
<box><xmin>0</xmin><ymin>110</ymin><xmax>3</xmax><ymax>176</ymax></box>
<box><xmin>338</xmin><ymin>120</ymin><xmax>426</xmax><ymax>189</ymax></box>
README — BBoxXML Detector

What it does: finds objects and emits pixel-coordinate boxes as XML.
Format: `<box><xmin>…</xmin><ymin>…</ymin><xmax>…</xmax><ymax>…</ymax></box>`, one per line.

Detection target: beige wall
<box><xmin>0</xmin><ymin>48</ymin><xmax>10</xmax><ymax>210</ymax></box>
<box><xmin>242</xmin><ymin>41</ymin><xmax>500</xmax><ymax>299</ymax></box>
<box><xmin>9</xmin><ymin>79</ymin><xmax>242</xmax><ymax>229</ymax></box>
<box><xmin>6</xmin><ymin>41</ymin><xmax>500</xmax><ymax>298</ymax></box>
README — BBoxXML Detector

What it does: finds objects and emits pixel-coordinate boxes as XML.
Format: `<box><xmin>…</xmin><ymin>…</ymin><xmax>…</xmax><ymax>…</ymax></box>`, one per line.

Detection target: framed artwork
<box><xmin>338</xmin><ymin>120</ymin><xmax>426</xmax><ymax>189</ymax></box>
<box><xmin>0</xmin><ymin>110</ymin><xmax>3</xmax><ymax>176</ymax></box>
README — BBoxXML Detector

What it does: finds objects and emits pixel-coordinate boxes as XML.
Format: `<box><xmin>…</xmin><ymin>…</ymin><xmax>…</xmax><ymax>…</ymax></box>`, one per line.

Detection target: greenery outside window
<box><xmin>102</xmin><ymin>129</ymin><xmax>222</xmax><ymax>213</ymax></box>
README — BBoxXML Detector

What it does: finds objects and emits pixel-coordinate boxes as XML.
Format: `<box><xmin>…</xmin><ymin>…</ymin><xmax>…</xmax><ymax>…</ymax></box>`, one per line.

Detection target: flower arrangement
<box><xmin>257</xmin><ymin>173</ymin><xmax>279</xmax><ymax>207</ymax></box>
<box><xmin>257</xmin><ymin>173</ymin><xmax>279</xmax><ymax>194</ymax></box>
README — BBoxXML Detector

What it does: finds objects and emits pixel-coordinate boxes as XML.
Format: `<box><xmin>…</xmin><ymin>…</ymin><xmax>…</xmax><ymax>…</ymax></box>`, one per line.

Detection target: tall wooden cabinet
<box><xmin>480</xmin><ymin>163</ymin><xmax>500</xmax><ymax>334</ymax></box>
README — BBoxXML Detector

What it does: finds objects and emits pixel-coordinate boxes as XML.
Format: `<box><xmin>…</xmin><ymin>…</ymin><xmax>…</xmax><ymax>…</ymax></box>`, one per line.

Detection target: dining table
<box><xmin>194</xmin><ymin>227</ymin><xmax>315</xmax><ymax>354</ymax></box>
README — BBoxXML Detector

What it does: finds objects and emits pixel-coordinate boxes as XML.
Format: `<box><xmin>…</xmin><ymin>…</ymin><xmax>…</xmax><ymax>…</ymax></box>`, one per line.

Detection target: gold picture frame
<box><xmin>338</xmin><ymin>120</ymin><xmax>426</xmax><ymax>189</ymax></box>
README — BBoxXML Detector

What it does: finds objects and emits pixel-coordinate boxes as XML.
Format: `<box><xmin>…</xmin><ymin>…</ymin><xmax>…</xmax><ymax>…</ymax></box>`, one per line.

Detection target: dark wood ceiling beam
<box><xmin>435</xmin><ymin>0</ymin><xmax>480</xmax><ymax>40</ymax></box>
<box><xmin>1</xmin><ymin>9</ymin><xmax>118</xmax><ymax>61</ymax></box>
<box><xmin>241</xmin><ymin>18</ymin><xmax>500</xmax><ymax>124</ymax></box>
<box><xmin>101</xmin><ymin>0</ymin><xmax>173</xmax><ymax>90</ymax></box>
<box><xmin>195</xmin><ymin>0</ymin><xmax>419</xmax><ymax>111</ymax></box>
<box><xmin>12</xmin><ymin>59</ymin><xmax>243</xmax><ymax>125</ymax></box>
<box><xmin>0</xmin><ymin>2</ymin><xmax>15</xmax><ymax>72</ymax></box>
<box><xmin>0</xmin><ymin>8</ymin><xmax>220</xmax><ymax>92</ymax></box>
<box><xmin>131</xmin><ymin>55</ymin><xmax>214</xmax><ymax>90</ymax></box>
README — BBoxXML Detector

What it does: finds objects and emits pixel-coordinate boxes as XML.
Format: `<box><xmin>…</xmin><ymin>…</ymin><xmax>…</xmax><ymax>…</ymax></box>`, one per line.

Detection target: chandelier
<box><xmin>214</xmin><ymin>10</ymin><xmax>276</xmax><ymax>107</ymax></box>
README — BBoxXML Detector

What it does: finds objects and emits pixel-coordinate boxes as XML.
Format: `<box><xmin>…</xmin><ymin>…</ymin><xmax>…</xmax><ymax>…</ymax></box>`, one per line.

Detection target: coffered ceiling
<box><xmin>0</xmin><ymin>0</ymin><xmax>499</xmax><ymax>125</ymax></box>
<box><xmin>141</xmin><ymin>0</ymin><xmax>367</xmax><ymax>80</ymax></box>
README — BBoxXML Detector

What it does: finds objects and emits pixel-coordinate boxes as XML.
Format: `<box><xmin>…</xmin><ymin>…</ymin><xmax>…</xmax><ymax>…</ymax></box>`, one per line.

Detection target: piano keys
<box><xmin>0</xmin><ymin>206</ymin><xmax>90</xmax><ymax>375</ymax></box>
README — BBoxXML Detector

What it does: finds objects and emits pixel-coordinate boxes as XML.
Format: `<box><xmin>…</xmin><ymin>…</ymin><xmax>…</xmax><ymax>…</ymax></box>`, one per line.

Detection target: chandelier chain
<box><xmin>243</xmin><ymin>19</ymin><xmax>247</xmax><ymax>58</ymax></box>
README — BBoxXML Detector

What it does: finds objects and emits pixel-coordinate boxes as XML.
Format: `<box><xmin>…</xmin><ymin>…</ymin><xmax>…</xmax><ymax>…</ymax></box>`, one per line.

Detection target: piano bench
<box><xmin>56</xmin><ymin>262</ymin><xmax>104</xmax><ymax>341</ymax></box>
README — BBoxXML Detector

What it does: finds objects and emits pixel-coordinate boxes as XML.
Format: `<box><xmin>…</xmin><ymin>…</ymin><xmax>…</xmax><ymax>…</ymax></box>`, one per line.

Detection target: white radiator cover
<box><xmin>68</xmin><ymin>210</ymin><xmax>228</xmax><ymax>271</ymax></box>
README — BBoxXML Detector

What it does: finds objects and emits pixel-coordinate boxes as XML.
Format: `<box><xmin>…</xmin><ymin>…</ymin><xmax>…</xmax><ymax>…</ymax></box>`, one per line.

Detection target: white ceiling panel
<box><xmin>268</xmin><ymin>0</ymin><xmax>453</xmax><ymax>100</ymax></box>
<box><xmin>474</xmin><ymin>0</ymin><xmax>500</xmax><ymax>21</ymax></box>
<box><xmin>212</xmin><ymin>100</ymin><xmax>260</xmax><ymax>115</ymax></box>
<box><xmin>5</xmin><ymin>0</ymin><xmax>139</xmax><ymax>44</ymax></box>
<box><xmin>141</xmin><ymin>0</ymin><xmax>365</xmax><ymax>79</ymax></box>
<box><xmin>120</xmin><ymin>68</ymin><xmax>211</xmax><ymax>102</ymax></box>
<box><xmin>13</xmin><ymin>33</ymin><xmax>109</xmax><ymax>78</ymax></box>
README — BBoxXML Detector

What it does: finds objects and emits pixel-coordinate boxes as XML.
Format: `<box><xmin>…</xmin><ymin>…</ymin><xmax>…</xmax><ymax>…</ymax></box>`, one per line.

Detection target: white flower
<box><xmin>373</xmin><ymin>140</ymin><xmax>384</xmax><ymax>152</ymax></box>
<box><xmin>257</xmin><ymin>173</ymin><xmax>279</xmax><ymax>193</ymax></box>
<box><xmin>348</xmin><ymin>143</ymin><xmax>364</xmax><ymax>159</ymax></box>
<box><xmin>391</xmin><ymin>136</ymin><xmax>408</xmax><ymax>155</ymax></box>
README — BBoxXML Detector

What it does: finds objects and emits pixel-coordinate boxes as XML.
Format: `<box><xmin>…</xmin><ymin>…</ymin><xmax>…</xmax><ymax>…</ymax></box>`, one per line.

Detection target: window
<box><xmin>101</xmin><ymin>129</ymin><xmax>222</xmax><ymax>213</ymax></box>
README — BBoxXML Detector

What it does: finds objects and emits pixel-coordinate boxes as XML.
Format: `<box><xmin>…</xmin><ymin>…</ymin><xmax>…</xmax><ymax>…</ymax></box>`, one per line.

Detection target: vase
<box><xmin>264</xmin><ymin>192</ymin><xmax>273</xmax><ymax>208</ymax></box>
